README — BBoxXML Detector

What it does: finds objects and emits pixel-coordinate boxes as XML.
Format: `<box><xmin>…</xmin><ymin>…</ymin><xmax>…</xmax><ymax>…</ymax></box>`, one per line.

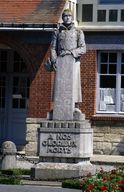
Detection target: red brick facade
<box><xmin>80</xmin><ymin>50</ymin><xmax>97</xmax><ymax>119</ymax></box>
<box><xmin>28</xmin><ymin>50</ymin><xmax>97</xmax><ymax>119</ymax></box>
<box><xmin>28</xmin><ymin>49</ymin><xmax>53</xmax><ymax>118</ymax></box>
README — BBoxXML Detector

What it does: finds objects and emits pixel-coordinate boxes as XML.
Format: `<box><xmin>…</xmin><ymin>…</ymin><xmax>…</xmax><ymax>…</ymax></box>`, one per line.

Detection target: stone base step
<box><xmin>21</xmin><ymin>180</ymin><xmax>62</xmax><ymax>187</ymax></box>
<box><xmin>31</xmin><ymin>161</ymin><xmax>94</xmax><ymax>180</ymax></box>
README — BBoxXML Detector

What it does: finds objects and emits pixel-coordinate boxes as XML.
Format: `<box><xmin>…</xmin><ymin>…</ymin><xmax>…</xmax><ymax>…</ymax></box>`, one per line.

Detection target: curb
<box><xmin>21</xmin><ymin>180</ymin><xmax>62</xmax><ymax>188</ymax></box>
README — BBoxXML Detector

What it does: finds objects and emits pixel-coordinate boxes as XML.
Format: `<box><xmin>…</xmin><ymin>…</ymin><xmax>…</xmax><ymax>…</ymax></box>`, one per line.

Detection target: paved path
<box><xmin>0</xmin><ymin>185</ymin><xmax>81</xmax><ymax>192</ymax></box>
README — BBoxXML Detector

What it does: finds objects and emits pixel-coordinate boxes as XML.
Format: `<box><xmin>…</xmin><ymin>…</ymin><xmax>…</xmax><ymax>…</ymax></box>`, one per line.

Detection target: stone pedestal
<box><xmin>31</xmin><ymin>120</ymin><xmax>93</xmax><ymax>180</ymax></box>
<box><xmin>31</xmin><ymin>162</ymin><xmax>93</xmax><ymax>180</ymax></box>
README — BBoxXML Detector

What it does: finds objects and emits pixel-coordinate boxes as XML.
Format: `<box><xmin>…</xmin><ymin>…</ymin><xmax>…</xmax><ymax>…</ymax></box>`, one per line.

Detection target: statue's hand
<box><xmin>51</xmin><ymin>52</ymin><xmax>57</xmax><ymax>64</ymax></box>
<box><xmin>51</xmin><ymin>57</ymin><xmax>56</xmax><ymax>64</ymax></box>
<box><xmin>60</xmin><ymin>50</ymin><xmax>71</xmax><ymax>57</ymax></box>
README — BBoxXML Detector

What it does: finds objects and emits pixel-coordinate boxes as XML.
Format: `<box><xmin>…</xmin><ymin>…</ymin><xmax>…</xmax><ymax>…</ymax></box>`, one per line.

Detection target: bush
<box><xmin>0</xmin><ymin>168</ymin><xmax>31</xmax><ymax>185</ymax></box>
<box><xmin>62</xmin><ymin>167</ymin><xmax>124</xmax><ymax>192</ymax></box>
<box><xmin>0</xmin><ymin>176</ymin><xmax>20</xmax><ymax>185</ymax></box>
<box><xmin>62</xmin><ymin>179</ymin><xmax>81</xmax><ymax>189</ymax></box>
<box><xmin>1</xmin><ymin>168</ymin><xmax>31</xmax><ymax>176</ymax></box>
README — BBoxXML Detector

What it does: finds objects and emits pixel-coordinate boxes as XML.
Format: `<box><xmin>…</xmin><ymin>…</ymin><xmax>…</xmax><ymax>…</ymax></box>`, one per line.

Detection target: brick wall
<box><xmin>80</xmin><ymin>50</ymin><xmax>97</xmax><ymax>118</ymax></box>
<box><xmin>27</xmin><ymin>45</ymin><xmax>53</xmax><ymax>118</ymax></box>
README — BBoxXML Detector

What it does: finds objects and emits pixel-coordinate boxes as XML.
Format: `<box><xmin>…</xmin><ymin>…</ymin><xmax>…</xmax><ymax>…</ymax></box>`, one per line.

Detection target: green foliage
<box><xmin>0</xmin><ymin>168</ymin><xmax>31</xmax><ymax>176</ymax></box>
<box><xmin>0</xmin><ymin>168</ymin><xmax>31</xmax><ymax>185</ymax></box>
<box><xmin>0</xmin><ymin>176</ymin><xmax>20</xmax><ymax>185</ymax></box>
<box><xmin>62</xmin><ymin>179</ymin><xmax>81</xmax><ymax>189</ymax></box>
<box><xmin>62</xmin><ymin>167</ymin><xmax>124</xmax><ymax>192</ymax></box>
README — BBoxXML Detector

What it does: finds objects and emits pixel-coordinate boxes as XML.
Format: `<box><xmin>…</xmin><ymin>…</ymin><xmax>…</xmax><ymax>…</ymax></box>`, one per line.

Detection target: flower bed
<box><xmin>62</xmin><ymin>167</ymin><xmax>124</xmax><ymax>192</ymax></box>
<box><xmin>80</xmin><ymin>167</ymin><xmax>124</xmax><ymax>192</ymax></box>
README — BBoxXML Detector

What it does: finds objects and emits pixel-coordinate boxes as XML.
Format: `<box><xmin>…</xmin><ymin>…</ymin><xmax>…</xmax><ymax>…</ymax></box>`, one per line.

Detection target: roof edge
<box><xmin>0</xmin><ymin>23</ymin><xmax>57</xmax><ymax>31</ymax></box>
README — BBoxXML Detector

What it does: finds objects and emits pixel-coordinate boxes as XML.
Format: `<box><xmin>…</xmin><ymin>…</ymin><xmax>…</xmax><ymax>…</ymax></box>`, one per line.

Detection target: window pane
<box><xmin>100</xmin><ymin>53</ymin><xmax>108</xmax><ymax>62</ymax></box>
<box><xmin>0</xmin><ymin>77</ymin><xmax>6</xmax><ymax>108</ymax></box>
<box><xmin>0</xmin><ymin>50</ymin><xmax>7</xmax><ymax>72</ymax></box>
<box><xmin>121</xmin><ymin>76</ymin><xmax>124</xmax><ymax>88</ymax></box>
<box><xmin>99</xmin><ymin>88</ymin><xmax>115</xmax><ymax>111</ymax></box>
<box><xmin>109</xmin><ymin>64</ymin><xmax>116</xmax><ymax>74</ymax></box>
<box><xmin>0</xmin><ymin>61</ymin><xmax>7</xmax><ymax>72</ymax></box>
<box><xmin>12</xmin><ymin>76</ymin><xmax>29</xmax><ymax>108</ymax></box>
<box><xmin>82</xmin><ymin>4</ymin><xmax>93</xmax><ymax>22</ymax></box>
<box><xmin>1</xmin><ymin>50</ymin><xmax>7</xmax><ymax>60</ymax></box>
<box><xmin>101</xmin><ymin>64</ymin><xmax>107</xmax><ymax>74</ymax></box>
<box><xmin>97</xmin><ymin>10</ymin><xmax>106</xmax><ymax>21</ymax></box>
<box><xmin>121</xmin><ymin>10</ymin><xmax>124</xmax><ymax>21</ymax></box>
<box><xmin>109</xmin><ymin>53</ymin><xmax>117</xmax><ymax>62</ymax></box>
<box><xmin>20</xmin><ymin>99</ymin><xmax>26</xmax><ymax>108</ymax></box>
<box><xmin>109</xmin><ymin>10</ymin><xmax>118</xmax><ymax>21</ymax></box>
<box><xmin>14</xmin><ymin>51</ymin><xmax>27</xmax><ymax>73</ymax></box>
<box><xmin>121</xmin><ymin>64</ymin><xmax>124</xmax><ymax>74</ymax></box>
<box><xmin>13</xmin><ymin>99</ymin><xmax>18</xmax><ymax>108</ymax></box>
<box><xmin>121</xmin><ymin>77</ymin><xmax>124</xmax><ymax>111</ymax></box>
<box><xmin>100</xmin><ymin>75</ymin><xmax>116</xmax><ymax>88</ymax></box>
<box><xmin>14</xmin><ymin>52</ymin><xmax>20</xmax><ymax>61</ymax></box>
<box><xmin>121</xmin><ymin>53</ymin><xmax>124</xmax><ymax>62</ymax></box>
<box><xmin>121</xmin><ymin>90</ymin><xmax>124</xmax><ymax>111</ymax></box>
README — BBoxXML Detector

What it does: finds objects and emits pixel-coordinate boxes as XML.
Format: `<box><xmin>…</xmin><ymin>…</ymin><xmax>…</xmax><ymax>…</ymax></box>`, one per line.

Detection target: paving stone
<box><xmin>0</xmin><ymin>185</ymin><xmax>81</xmax><ymax>192</ymax></box>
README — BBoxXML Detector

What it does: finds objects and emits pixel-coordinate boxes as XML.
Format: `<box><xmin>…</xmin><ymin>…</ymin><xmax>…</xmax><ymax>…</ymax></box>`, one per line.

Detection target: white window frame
<box><xmin>97</xmin><ymin>51</ymin><xmax>124</xmax><ymax>115</ymax></box>
<box><xmin>77</xmin><ymin>0</ymin><xmax>124</xmax><ymax>30</ymax></box>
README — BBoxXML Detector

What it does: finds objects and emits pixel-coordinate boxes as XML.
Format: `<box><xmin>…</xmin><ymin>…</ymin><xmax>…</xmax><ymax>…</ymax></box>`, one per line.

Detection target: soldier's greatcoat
<box><xmin>51</xmin><ymin>23</ymin><xmax>86</xmax><ymax>120</ymax></box>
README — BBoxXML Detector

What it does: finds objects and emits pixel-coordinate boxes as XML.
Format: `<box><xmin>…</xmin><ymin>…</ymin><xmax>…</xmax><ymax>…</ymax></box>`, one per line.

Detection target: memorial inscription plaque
<box><xmin>39</xmin><ymin>120</ymin><xmax>93</xmax><ymax>161</ymax></box>
<box><xmin>40</xmin><ymin>132</ymin><xmax>77</xmax><ymax>157</ymax></box>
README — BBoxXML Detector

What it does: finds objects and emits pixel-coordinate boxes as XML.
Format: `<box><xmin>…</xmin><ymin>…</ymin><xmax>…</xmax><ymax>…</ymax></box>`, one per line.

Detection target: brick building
<box><xmin>0</xmin><ymin>0</ymin><xmax>124</xmax><ymax>156</ymax></box>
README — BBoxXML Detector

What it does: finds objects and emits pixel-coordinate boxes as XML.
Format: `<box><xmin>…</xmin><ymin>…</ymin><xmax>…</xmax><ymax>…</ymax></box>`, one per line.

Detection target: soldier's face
<box><xmin>63</xmin><ymin>13</ymin><xmax>72</xmax><ymax>24</ymax></box>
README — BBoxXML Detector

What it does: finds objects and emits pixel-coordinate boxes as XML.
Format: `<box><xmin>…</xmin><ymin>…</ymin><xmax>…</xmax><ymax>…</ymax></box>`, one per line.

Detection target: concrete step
<box><xmin>91</xmin><ymin>155</ymin><xmax>124</xmax><ymax>164</ymax></box>
<box><xmin>21</xmin><ymin>179</ymin><xmax>62</xmax><ymax>188</ymax></box>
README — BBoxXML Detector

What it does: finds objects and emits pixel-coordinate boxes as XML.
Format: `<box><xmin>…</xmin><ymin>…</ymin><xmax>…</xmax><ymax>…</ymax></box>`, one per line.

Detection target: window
<box><xmin>97</xmin><ymin>10</ymin><xmax>106</xmax><ymax>21</ymax></box>
<box><xmin>109</xmin><ymin>10</ymin><xmax>118</xmax><ymax>21</ymax></box>
<box><xmin>12</xmin><ymin>76</ymin><xmax>29</xmax><ymax>108</ymax></box>
<box><xmin>98</xmin><ymin>52</ymin><xmax>124</xmax><ymax>113</ymax></box>
<box><xmin>12</xmin><ymin>52</ymin><xmax>29</xmax><ymax>109</ymax></box>
<box><xmin>82</xmin><ymin>4</ymin><xmax>93</xmax><ymax>22</ymax></box>
<box><xmin>0</xmin><ymin>76</ymin><xmax>5</xmax><ymax>108</ymax></box>
<box><xmin>121</xmin><ymin>9</ymin><xmax>124</xmax><ymax>21</ymax></box>
<box><xmin>0</xmin><ymin>50</ymin><xmax>7</xmax><ymax>72</ymax></box>
<box><xmin>14</xmin><ymin>52</ymin><xmax>27</xmax><ymax>73</ymax></box>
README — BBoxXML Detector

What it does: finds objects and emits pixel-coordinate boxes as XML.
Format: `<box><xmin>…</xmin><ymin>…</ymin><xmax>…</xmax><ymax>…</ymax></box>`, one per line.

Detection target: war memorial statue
<box><xmin>46</xmin><ymin>9</ymin><xmax>86</xmax><ymax>120</ymax></box>
<box><xmin>32</xmin><ymin>10</ymin><xmax>93</xmax><ymax>180</ymax></box>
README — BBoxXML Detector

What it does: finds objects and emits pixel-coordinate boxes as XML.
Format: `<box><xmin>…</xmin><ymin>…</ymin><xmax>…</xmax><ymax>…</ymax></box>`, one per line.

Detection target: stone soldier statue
<box><xmin>46</xmin><ymin>9</ymin><xmax>86</xmax><ymax>120</ymax></box>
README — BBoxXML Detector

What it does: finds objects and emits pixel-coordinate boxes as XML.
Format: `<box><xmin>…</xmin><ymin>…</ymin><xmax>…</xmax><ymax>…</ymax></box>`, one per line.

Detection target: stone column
<box><xmin>1</xmin><ymin>141</ymin><xmax>17</xmax><ymax>170</ymax></box>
